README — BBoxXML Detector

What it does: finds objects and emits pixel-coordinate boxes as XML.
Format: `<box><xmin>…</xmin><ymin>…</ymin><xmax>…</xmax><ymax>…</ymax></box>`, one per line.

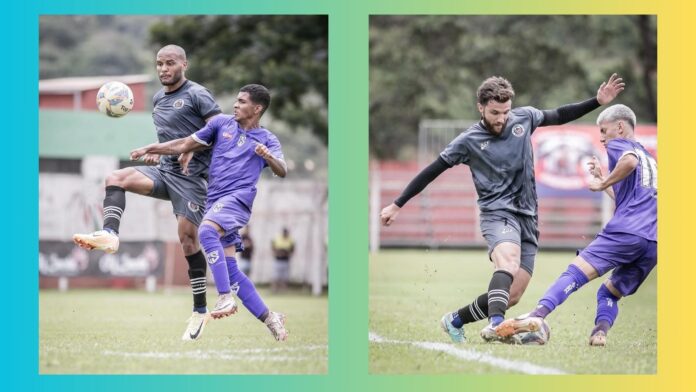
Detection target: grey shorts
<box><xmin>479</xmin><ymin>210</ymin><xmax>539</xmax><ymax>275</ymax></box>
<box><xmin>135</xmin><ymin>166</ymin><xmax>207</xmax><ymax>226</ymax></box>
<box><xmin>274</xmin><ymin>260</ymin><xmax>290</xmax><ymax>281</ymax></box>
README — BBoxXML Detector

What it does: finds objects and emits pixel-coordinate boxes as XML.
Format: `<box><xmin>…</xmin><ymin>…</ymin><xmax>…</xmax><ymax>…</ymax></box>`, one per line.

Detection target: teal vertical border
<box><xmin>5</xmin><ymin>0</ymin><xmax>693</xmax><ymax>391</ymax></box>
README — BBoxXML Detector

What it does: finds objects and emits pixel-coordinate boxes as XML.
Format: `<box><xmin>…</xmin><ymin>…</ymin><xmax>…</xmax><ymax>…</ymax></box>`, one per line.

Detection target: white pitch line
<box><xmin>369</xmin><ymin>332</ymin><xmax>566</xmax><ymax>375</ymax></box>
<box><xmin>103</xmin><ymin>345</ymin><xmax>327</xmax><ymax>362</ymax></box>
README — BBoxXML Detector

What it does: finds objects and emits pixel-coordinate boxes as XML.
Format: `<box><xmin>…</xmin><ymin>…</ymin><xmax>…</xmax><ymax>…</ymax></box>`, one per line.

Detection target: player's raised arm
<box><xmin>131</xmin><ymin>136</ymin><xmax>202</xmax><ymax>161</ymax></box>
<box><xmin>380</xmin><ymin>156</ymin><xmax>451</xmax><ymax>226</ymax></box>
<box><xmin>540</xmin><ymin>74</ymin><xmax>625</xmax><ymax>127</ymax></box>
<box><xmin>255</xmin><ymin>143</ymin><xmax>287</xmax><ymax>178</ymax></box>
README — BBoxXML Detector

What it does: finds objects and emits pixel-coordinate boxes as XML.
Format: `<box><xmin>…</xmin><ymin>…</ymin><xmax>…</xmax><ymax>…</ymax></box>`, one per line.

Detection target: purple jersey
<box><xmin>192</xmin><ymin>115</ymin><xmax>284</xmax><ymax>209</ymax></box>
<box><xmin>603</xmin><ymin>138</ymin><xmax>657</xmax><ymax>241</ymax></box>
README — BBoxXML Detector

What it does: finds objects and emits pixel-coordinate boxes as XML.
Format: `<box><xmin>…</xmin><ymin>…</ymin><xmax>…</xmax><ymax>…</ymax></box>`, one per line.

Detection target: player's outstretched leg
<box><xmin>198</xmin><ymin>223</ymin><xmax>237</xmax><ymax>319</ymax></box>
<box><xmin>73</xmin><ymin>185</ymin><xmax>124</xmax><ymax>253</ymax></box>
<box><xmin>226</xmin><ymin>256</ymin><xmax>288</xmax><ymax>341</ymax></box>
<box><xmin>589</xmin><ymin>283</ymin><xmax>620</xmax><ymax>347</ymax></box>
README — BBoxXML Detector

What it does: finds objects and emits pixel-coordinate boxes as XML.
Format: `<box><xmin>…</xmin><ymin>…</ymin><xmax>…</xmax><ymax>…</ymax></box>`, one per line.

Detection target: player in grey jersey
<box><xmin>73</xmin><ymin>45</ymin><xmax>222</xmax><ymax>341</ymax></box>
<box><xmin>380</xmin><ymin>74</ymin><xmax>625</xmax><ymax>343</ymax></box>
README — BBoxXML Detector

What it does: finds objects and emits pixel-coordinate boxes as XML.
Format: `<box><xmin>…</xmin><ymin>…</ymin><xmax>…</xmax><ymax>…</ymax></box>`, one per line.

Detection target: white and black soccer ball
<box><xmin>515</xmin><ymin>318</ymin><xmax>551</xmax><ymax>345</ymax></box>
<box><xmin>96</xmin><ymin>81</ymin><xmax>134</xmax><ymax>118</ymax></box>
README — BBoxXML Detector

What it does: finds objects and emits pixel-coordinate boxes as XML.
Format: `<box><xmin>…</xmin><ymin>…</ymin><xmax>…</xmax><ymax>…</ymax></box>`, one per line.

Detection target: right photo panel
<box><xmin>369</xmin><ymin>15</ymin><xmax>657</xmax><ymax>374</ymax></box>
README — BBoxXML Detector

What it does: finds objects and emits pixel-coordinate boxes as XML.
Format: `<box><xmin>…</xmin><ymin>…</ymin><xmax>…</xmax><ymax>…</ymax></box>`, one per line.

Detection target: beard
<box><xmin>482</xmin><ymin>117</ymin><xmax>505</xmax><ymax>135</ymax></box>
<box><xmin>159</xmin><ymin>71</ymin><xmax>182</xmax><ymax>86</ymax></box>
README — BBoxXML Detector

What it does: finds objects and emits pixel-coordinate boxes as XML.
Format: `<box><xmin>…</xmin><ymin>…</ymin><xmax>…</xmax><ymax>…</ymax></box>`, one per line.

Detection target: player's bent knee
<box><xmin>198</xmin><ymin>223</ymin><xmax>220</xmax><ymax>243</ymax></box>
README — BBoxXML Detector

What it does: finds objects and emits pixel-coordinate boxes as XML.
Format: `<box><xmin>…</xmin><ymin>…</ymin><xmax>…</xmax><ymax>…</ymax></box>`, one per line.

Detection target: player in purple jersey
<box><xmin>73</xmin><ymin>45</ymin><xmax>221</xmax><ymax>341</ymax></box>
<box><xmin>495</xmin><ymin>104</ymin><xmax>657</xmax><ymax>346</ymax></box>
<box><xmin>130</xmin><ymin>84</ymin><xmax>289</xmax><ymax>341</ymax></box>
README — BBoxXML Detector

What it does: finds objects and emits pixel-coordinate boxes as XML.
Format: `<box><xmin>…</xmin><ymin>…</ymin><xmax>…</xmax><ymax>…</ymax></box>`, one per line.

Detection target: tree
<box><xmin>150</xmin><ymin>15</ymin><xmax>328</xmax><ymax>144</ymax></box>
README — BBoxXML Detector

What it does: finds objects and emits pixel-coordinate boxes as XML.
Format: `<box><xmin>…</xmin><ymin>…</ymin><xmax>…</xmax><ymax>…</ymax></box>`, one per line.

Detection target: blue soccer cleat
<box><xmin>440</xmin><ymin>312</ymin><xmax>466</xmax><ymax>343</ymax></box>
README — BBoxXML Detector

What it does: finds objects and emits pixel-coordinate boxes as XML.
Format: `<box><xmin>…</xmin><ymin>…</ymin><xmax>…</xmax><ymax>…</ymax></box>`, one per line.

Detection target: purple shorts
<box><xmin>579</xmin><ymin>231</ymin><xmax>657</xmax><ymax>296</ymax></box>
<box><xmin>204</xmin><ymin>194</ymin><xmax>251</xmax><ymax>251</ymax></box>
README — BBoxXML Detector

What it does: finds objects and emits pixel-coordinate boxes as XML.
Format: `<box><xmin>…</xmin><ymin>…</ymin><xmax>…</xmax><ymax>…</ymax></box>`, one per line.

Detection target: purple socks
<box><xmin>198</xmin><ymin>224</ymin><xmax>231</xmax><ymax>294</ymax></box>
<box><xmin>594</xmin><ymin>283</ymin><xmax>620</xmax><ymax>331</ymax></box>
<box><xmin>534</xmin><ymin>264</ymin><xmax>589</xmax><ymax>317</ymax></box>
<box><xmin>227</xmin><ymin>256</ymin><xmax>269</xmax><ymax>320</ymax></box>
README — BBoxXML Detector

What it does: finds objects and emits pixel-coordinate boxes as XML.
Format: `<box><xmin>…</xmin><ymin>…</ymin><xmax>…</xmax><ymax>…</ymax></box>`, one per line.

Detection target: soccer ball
<box><xmin>514</xmin><ymin>318</ymin><xmax>551</xmax><ymax>345</ymax></box>
<box><xmin>96</xmin><ymin>81</ymin><xmax>134</xmax><ymax>118</ymax></box>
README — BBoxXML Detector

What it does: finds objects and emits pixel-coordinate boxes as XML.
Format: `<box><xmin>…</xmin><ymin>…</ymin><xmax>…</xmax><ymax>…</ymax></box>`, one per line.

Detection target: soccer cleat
<box><xmin>589</xmin><ymin>330</ymin><xmax>607</xmax><ymax>347</ymax></box>
<box><xmin>495</xmin><ymin>313</ymin><xmax>550</xmax><ymax>345</ymax></box>
<box><xmin>210</xmin><ymin>293</ymin><xmax>238</xmax><ymax>319</ymax></box>
<box><xmin>440</xmin><ymin>312</ymin><xmax>466</xmax><ymax>343</ymax></box>
<box><xmin>73</xmin><ymin>230</ymin><xmax>120</xmax><ymax>254</ymax></box>
<box><xmin>182</xmin><ymin>310</ymin><xmax>210</xmax><ymax>341</ymax></box>
<box><xmin>265</xmin><ymin>311</ymin><xmax>288</xmax><ymax>341</ymax></box>
<box><xmin>480</xmin><ymin>322</ymin><xmax>516</xmax><ymax>343</ymax></box>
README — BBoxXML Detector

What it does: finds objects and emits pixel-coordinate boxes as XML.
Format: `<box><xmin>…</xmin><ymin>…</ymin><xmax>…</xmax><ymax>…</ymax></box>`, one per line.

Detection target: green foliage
<box><xmin>369</xmin><ymin>249</ymin><xmax>656</xmax><ymax>374</ymax></box>
<box><xmin>370</xmin><ymin>16</ymin><xmax>657</xmax><ymax>159</ymax></box>
<box><xmin>150</xmin><ymin>16</ymin><xmax>328</xmax><ymax>144</ymax></box>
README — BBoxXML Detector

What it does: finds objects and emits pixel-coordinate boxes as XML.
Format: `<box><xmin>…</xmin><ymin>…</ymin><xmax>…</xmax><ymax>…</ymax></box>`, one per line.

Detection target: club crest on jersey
<box><xmin>213</xmin><ymin>202</ymin><xmax>224</xmax><ymax>213</ymax></box>
<box><xmin>173</xmin><ymin>99</ymin><xmax>185</xmax><ymax>109</ymax></box>
<box><xmin>237</xmin><ymin>134</ymin><xmax>247</xmax><ymax>147</ymax></box>
<box><xmin>512</xmin><ymin>124</ymin><xmax>525</xmax><ymax>137</ymax></box>
<box><xmin>187</xmin><ymin>201</ymin><xmax>200</xmax><ymax>212</ymax></box>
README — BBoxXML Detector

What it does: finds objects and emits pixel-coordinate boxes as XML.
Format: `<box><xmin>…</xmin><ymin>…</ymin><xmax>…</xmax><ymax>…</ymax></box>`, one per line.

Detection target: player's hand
<box><xmin>255</xmin><ymin>143</ymin><xmax>273</xmax><ymax>160</ymax></box>
<box><xmin>596</xmin><ymin>73</ymin><xmax>625</xmax><ymax>105</ymax></box>
<box><xmin>130</xmin><ymin>147</ymin><xmax>147</xmax><ymax>161</ymax></box>
<box><xmin>588</xmin><ymin>177</ymin><xmax>606</xmax><ymax>192</ymax></box>
<box><xmin>178</xmin><ymin>151</ymin><xmax>194</xmax><ymax>175</ymax></box>
<box><xmin>142</xmin><ymin>153</ymin><xmax>160</xmax><ymax>165</ymax></box>
<box><xmin>586</xmin><ymin>156</ymin><xmax>603</xmax><ymax>179</ymax></box>
<box><xmin>380</xmin><ymin>203</ymin><xmax>401</xmax><ymax>226</ymax></box>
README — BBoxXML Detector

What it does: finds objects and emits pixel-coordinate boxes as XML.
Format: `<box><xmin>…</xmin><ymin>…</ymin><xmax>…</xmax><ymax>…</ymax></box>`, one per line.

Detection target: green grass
<box><xmin>369</xmin><ymin>249</ymin><xmax>656</xmax><ymax>374</ymax></box>
<box><xmin>40</xmin><ymin>288</ymin><xmax>327</xmax><ymax>374</ymax></box>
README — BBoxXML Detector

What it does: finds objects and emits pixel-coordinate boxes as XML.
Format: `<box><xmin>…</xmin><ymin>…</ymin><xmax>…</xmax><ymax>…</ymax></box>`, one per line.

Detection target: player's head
<box><xmin>156</xmin><ymin>45</ymin><xmax>188</xmax><ymax>87</ymax></box>
<box><xmin>476</xmin><ymin>76</ymin><xmax>515</xmax><ymax>136</ymax></box>
<box><xmin>596</xmin><ymin>104</ymin><xmax>636</xmax><ymax>147</ymax></box>
<box><xmin>234</xmin><ymin>84</ymin><xmax>271</xmax><ymax>122</ymax></box>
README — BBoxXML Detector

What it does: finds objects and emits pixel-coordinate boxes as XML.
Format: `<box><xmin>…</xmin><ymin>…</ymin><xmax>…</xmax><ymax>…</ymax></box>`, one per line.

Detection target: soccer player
<box><xmin>130</xmin><ymin>84</ymin><xmax>289</xmax><ymax>341</ymax></box>
<box><xmin>380</xmin><ymin>74</ymin><xmax>625</xmax><ymax>343</ymax></box>
<box><xmin>73</xmin><ymin>45</ymin><xmax>221</xmax><ymax>341</ymax></box>
<box><xmin>495</xmin><ymin>104</ymin><xmax>656</xmax><ymax>346</ymax></box>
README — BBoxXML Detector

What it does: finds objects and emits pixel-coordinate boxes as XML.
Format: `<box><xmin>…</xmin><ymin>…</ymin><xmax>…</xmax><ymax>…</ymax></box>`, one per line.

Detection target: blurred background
<box><xmin>369</xmin><ymin>15</ymin><xmax>657</xmax><ymax>251</ymax></box>
<box><xmin>39</xmin><ymin>15</ymin><xmax>328</xmax><ymax>296</ymax></box>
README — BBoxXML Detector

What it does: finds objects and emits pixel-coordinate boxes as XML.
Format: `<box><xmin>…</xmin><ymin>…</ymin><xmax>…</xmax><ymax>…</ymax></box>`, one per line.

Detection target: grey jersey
<box><xmin>152</xmin><ymin>80</ymin><xmax>222</xmax><ymax>177</ymax></box>
<box><xmin>439</xmin><ymin>106</ymin><xmax>545</xmax><ymax>216</ymax></box>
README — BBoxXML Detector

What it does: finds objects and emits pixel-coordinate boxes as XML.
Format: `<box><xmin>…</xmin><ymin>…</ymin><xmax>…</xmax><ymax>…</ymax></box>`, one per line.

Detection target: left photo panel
<box><xmin>39</xmin><ymin>15</ymin><xmax>328</xmax><ymax>374</ymax></box>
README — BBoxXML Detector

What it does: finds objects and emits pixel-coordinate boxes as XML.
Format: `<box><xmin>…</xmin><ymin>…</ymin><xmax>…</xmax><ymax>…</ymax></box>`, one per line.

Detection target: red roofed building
<box><xmin>39</xmin><ymin>74</ymin><xmax>151</xmax><ymax>112</ymax></box>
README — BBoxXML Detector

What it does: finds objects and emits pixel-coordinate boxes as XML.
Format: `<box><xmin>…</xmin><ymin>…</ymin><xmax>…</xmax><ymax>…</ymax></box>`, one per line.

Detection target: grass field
<box><xmin>40</xmin><ymin>288</ymin><xmax>327</xmax><ymax>374</ymax></box>
<box><xmin>369</xmin><ymin>249</ymin><xmax>656</xmax><ymax>374</ymax></box>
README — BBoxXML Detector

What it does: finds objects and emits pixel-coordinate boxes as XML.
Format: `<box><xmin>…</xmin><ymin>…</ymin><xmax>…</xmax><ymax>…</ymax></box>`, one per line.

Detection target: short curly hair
<box><xmin>477</xmin><ymin>76</ymin><xmax>515</xmax><ymax>105</ymax></box>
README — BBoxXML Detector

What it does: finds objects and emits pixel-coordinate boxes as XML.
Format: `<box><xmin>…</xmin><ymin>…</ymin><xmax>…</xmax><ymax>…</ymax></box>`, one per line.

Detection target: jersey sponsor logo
<box><xmin>480</xmin><ymin>141</ymin><xmax>490</xmax><ymax>150</ymax></box>
<box><xmin>213</xmin><ymin>202</ymin><xmax>224</xmax><ymax>213</ymax></box>
<box><xmin>237</xmin><ymin>134</ymin><xmax>247</xmax><ymax>147</ymax></box>
<box><xmin>187</xmin><ymin>201</ymin><xmax>200</xmax><ymax>213</ymax></box>
<box><xmin>222</xmin><ymin>131</ymin><xmax>233</xmax><ymax>140</ymax></box>
<box><xmin>512</xmin><ymin>124</ymin><xmax>525</xmax><ymax>137</ymax></box>
<box><xmin>205</xmin><ymin>250</ymin><xmax>219</xmax><ymax>265</ymax></box>
<box><xmin>173</xmin><ymin>99</ymin><xmax>185</xmax><ymax>109</ymax></box>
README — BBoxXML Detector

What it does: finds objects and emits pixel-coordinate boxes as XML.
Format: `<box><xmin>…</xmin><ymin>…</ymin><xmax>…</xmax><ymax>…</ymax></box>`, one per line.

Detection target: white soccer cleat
<box><xmin>589</xmin><ymin>330</ymin><xmax>607</xmax><ymax>347</ymax></box>
<box><xmin>182</xmin><ymin>310</ymin><xmax>211</xmax><ymax>341</ymax></box>
<box><xmin>210</xmin><ymin>293</ymin><xmax>238</xmax><ymax>319</ymax></box>
<box><xmin>495</xmin><ymin>313</ymin><xmax>550</xmax><ymax>345</ymax></box>
<box><xmin>72</xmin><ymin>230</ymin><xmax>120</xmax><ymax>254</ymax></box>
<box><xmin>265</xmin><ymin>311</ymin><xmax>288</xmax><ymax>341</ymax></box>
